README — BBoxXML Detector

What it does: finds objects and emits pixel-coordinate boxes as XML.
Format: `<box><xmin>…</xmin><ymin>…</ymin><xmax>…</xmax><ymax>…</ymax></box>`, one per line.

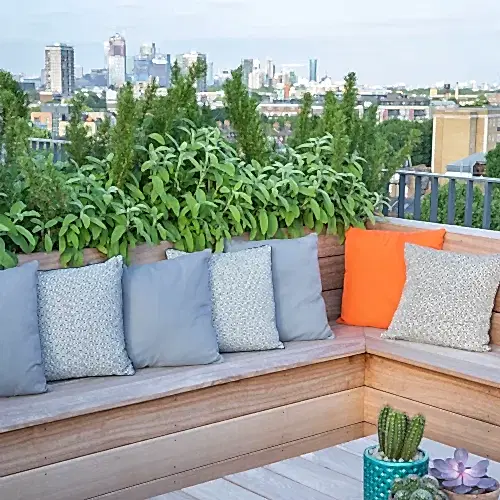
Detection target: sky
<box><xmin>3</xmin><ymin>0</ymin><xmax>500</xmax><ymax>85</ymax></box>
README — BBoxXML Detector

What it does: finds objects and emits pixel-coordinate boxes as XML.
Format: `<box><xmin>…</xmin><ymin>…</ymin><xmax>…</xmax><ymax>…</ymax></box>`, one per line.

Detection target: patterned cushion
<box><xmin>383</xmin><ymin>243</ymin><xmax>500</xmax><ymax>352</ymax></box>
<box><xmin>37</xmin><ymin>256</ymin><xmax>134</xmax><ymax>381</ymax></box>
<box><xmin>167</xmin><ymin>246</ymin><xmax>283</xmax><ymax>353</ymax></box>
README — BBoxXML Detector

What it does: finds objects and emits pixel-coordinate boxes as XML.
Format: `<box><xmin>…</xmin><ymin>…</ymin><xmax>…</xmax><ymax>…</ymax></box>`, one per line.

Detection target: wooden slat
<box><xmin>366</xmin><ymin>355</ymin><xmax>500</xmax><ymax>427</ymax></box>
<box><xmin>364</xmin><ymin>387</ymin><xmax>500</xmax><ymax>462</ymax></box>
<box><xmin>491</xmin><ymin>312</ymin><xmax>500</xmax><ymax>345</ymax></box>
<box><xmin>265</xmin><ymin>457</ymin><xmax>362</xmax><ymax>499</ymax></box>
<box><xmin>96</xmin><ymin>424</ymin><xmax>365</xmax><ymax>500</ymax></box>
<box><xmin>0</xmin><ymin>329</ymin><xmax>364</xmax><ymax>434</ymax></box>
<box><xmin>0</xmin><ymin>390</ymin><xmax>364</xmax><ymax>500</ymax></box>
<box><xmin>316</xmin><ymin>234</ymin><xmax>344</xmax><ymax>258</ymax></box>
<box><xmin>365</xmin><ymin>328</ymin><xmax>500</xmax><ymax>388</ymax></box>
<box><xmin>0</xmin><ymin>355</ymin><xmax>365</xmax><ymax>477</ymax></box>
<box><xmin>322</xmin><ymin>289</ymin><xmax>342</xmax><ymax>321</ymax></box>
<box><xmin>227</xmin><ymin>467</ymin><xmax>334</xmax><ymax>500</ymax></box>
<box><xmin>319</xmin><ymin>255</ymin><xmax>344</xmax><ymax>291</ymax></box>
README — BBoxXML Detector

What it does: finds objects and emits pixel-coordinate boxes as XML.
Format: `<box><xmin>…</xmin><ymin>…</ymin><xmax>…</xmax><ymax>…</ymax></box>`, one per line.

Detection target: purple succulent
<box><xmin>430</xmin><ymin>448</ymin><xmax>499</xmax><ymax>495</ymax></box>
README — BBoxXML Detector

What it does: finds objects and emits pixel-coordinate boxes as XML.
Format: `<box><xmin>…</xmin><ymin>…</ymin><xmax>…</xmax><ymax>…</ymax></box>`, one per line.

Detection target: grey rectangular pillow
<box><xmin>0</xmin><ymin>261</ymin><xmax>47</xmax><ymax>397</ymax></box>
<box><xmin>123</xmin><ymin>249</ymin><xmax>221</xmax><ymax>367</ymax></box>
<box><xmin>167</xmin><ymin>246</ymin><xmax>283</xmax><ymax>353</ymax></box>
<box><xmin>224</xmin><ymin>234</ymin><xmax>332</xmax><ymax>342</ymax></box>
<box><xmin>384</xmin><ymin>243</ymin><xmax>500</xmax><ymax>352</ymax></box>
<box><xmin>38</xmin><ymin>256</ymin><xmax>134</xmax><ymax>381</ymax></box>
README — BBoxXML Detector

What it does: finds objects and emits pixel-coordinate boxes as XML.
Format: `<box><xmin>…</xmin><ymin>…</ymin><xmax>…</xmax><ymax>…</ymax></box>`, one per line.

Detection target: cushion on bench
<box><xmin>0</xmin><ymin>325</ymin><xmax>365</xmax><ymax>434</ymax></box>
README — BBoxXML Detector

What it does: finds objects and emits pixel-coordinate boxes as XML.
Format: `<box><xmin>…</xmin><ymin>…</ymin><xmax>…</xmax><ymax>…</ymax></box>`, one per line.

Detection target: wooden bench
<box><xmin>1</xmin><ymin>220</ymin><xmax>500</xmax><ymax>499</ymax></box>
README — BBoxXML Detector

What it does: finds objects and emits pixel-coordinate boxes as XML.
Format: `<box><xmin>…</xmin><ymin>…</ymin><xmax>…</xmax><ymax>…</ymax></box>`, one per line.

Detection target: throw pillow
<box><xmin>124</xmin><ymin>250</ymin><xmax>221</xmax><ymax>366</ymax></box>
<box><xmin>339</xmin><ymin>227</ymin><xmax>446</xmax><ymax>329</ymax></box>
<box><xmin>37</xmin><ymin>256</ymin><xmax>134</xmax><ymax>381</ymax></box>
<box><xmin>384</xmin><ymin>243</ymin><xmax>500</xmax><ymax>352</ymax></box>
<box><xmin>166</xmin><ymin>246</ymin><xmax>283</xmax><ymax>352</ymax></box>
<box><xmin>0</xmin><ymin>261</ymin><xmax>47</xmax><ymax>397</ymax></box>
<box><xmin>224</xmin><ymin>234</ymin><xmax>331</xmax><ymax>342</ymax></box>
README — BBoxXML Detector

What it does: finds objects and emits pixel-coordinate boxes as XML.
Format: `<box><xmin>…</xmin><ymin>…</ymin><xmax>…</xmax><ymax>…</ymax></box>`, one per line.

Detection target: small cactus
<box><xmin>377</xmin><ymin>406</ymin><xmax>426</xmax><ymax>462</ymax></box>
<box><xmin>391</xmin><ymin>475</ymin><xmax>447</xmax><ymax>500</ymax></box>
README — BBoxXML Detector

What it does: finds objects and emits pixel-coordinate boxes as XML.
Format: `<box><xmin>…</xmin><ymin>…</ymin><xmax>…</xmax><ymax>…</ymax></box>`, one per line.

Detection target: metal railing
<box><xmin>387</xmin><ymin>170</ymin><xmax>500</xmax><ymax>230</ymax></box>
<box><xmin>29</xmin><ymin>138</ymin><xmax>68</xmax><ymax>162</ymax></box>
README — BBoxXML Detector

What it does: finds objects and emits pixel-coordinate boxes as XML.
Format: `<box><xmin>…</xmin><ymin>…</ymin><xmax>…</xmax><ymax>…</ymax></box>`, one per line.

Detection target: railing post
<box><xmin>464</xmin><ymin>180</ymin><xmax>474</xmax><ymax>227</ymax></box>
<box><xmin>413</xmin><ymin>175</ymin><xmax>422</xmax><ymax>220</ymax></box>
<box><xmin>398</xmin><ymin>173</ymin><xmax>406</xmax><ymax>218</ymax></box>
<box><xmin>430</xmin><ymin>177</ymin><xmax>439</xmax><ymax>222</ymax></box>
<box><xmin>383</xmin><ymin>182</ymin><xmax>390</xmax><ymax>216</ymax></box>
<box><xmin>447</xmin><ymin>179</ymin><xmax>456</xmax><ymax>225</ymax></box>
<box><xmin>483</xmin><ymin>181</ymin><xmax>492</xmax><ymax>230</ymax></box>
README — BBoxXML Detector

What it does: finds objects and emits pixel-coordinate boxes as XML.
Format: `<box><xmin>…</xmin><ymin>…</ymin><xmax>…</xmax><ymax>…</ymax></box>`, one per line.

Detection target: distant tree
<box><xmin>290</xmin><ymin>92</ymin><xmax>315</xmax><ymax>148</ymax></box>
<box><xmin>83</xmin><ymin>91</ymin><xmax>107</xmax><ymax>110</ymax></box>
<box><xmin>486</xmin><ymin>143</ymin><xmax>500</xmax><ymax>179</ymax></box>
<box><xmin>65</xmin><ymin>93</ymin><xmax>91</xmax><ymax>167</ymax></box>
<box><xmin>90</xmin><ymin>115</ymin><xmax>112</xmax><ymax>159</ymax></box>
<box><xmin>223</xmin><ymin>66</ymin><xmax>270</xmax><ymax>164</ymax></box>
<box><xmin>473</xmin><ymin>93</ymin><xmax>489</xmax><ymax>107</ymax></box>
<box><xmin>110</xmin><ymin>82</ymin><xmax>137</xmax><ymax>188</ymax></box>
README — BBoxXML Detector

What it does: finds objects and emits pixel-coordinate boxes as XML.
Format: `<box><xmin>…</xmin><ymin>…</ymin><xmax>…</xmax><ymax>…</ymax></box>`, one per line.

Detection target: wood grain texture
<box><xmin>0</xmin><ymin>390</ymin><xmax>364</xmax><ymax>500</ymax></box>
<box><xmin>265</xmin><ymin>457</ymin><xmax>362</xmax><ymax>500</ymax></box>
<box><xmin>95</xmin><ymin>424</ymin><xmax>365</xmax><ymax>500</ymax></box>
<box><xmin>365</xmin><ymin>327</ymin><xmax>500</xmax><ymax>388</ymax></box>
<box><xmin>0</xmin><ymin>328</ymin><xmax>364</xmax><ymax>434</ymax></box>
<box><xmin>364</xmin><ymin>387</ymin><xmax>500</xmax><ymax>462</ymax></box>
<box><xmin>227</xmin><ymin>467</ymin><xmax>334</xmax><ymax>500</ymax></box>
<box><xmin>0</xmin><ymin>355</ymin><xmax>365</xmax><ymax>477</ymax></box>
<box><xmin>366</xmin><ymin>355</ymin><xmax>500</xmax><ymax>427</ymax></box>
<box><xmin>322</xmin><ymin>289</ymin><xmax>342</xmax><ymax>321</ymax></box>
<box><xmin>319</xmin><ymin>255</ymin><xmax>344</xmax><ymax>291</ymax></box>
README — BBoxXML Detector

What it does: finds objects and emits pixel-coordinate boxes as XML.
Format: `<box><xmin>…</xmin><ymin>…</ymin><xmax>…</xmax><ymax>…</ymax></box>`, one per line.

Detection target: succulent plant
<box><xmin>390</xmin><ymin>474</ymin><xmax>448</xmax><ymax>500</ymax></box>
<box><xmin>430</xmin><ymin>448</ymin><xmax>499</xmax><ymax>495</ymax></box>
<box><xmin>377</xmin><ymin>405</ymin><xmax>426</xmax><ymax>461</ymax></box>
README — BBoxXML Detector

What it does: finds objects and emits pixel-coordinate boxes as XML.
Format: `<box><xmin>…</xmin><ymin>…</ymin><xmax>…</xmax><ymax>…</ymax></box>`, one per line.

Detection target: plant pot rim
<box><xmin>364</xmin><ymin>444</ymin><xmax>429</xmax><ymax>466</ymax></box>
<box><xmin>445</xmin><ymin>487</ymin><xmax>500</xmax><ymax>499</ymax></box>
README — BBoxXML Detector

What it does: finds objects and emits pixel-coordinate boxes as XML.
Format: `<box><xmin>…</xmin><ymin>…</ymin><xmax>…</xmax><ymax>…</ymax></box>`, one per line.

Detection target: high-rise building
<box><xmin>107</xmin><ymin>34</ymin><xmax>127</xmax><ymax>88</ymax></box>
<box><xmin>309</xmin><ymin>58</ymin><xmax>318</xmax><ymax>82</ymax></box>
<box><xmin>241</xmin><ymin>58</ymin><xmax>253</xmax><ymax>88</ymax></box>
<box><xmin>265</xmin><ymin>58</ymin><xmax>274</xmax><ymax>85</ymax></box>
<box><xmin>134</xmin><ymin>57</ymin><xmax>151</xmax><ymax>83</ymax></box>
<box><xmin>44</xmin><ymin>43</ymin><xmax>75</xmax><ymax>97</ymax></box>
<box><xmin>207</xmin><ymin>62</ymin><xmax>214</xmax><ymax>87</ymax></box>
<box><xmin>177</xmin><ymin>52</ymin><xmax>207</xmax><ymax>92</ymax></box>
<box><xmin>140</xmin><ymin>43</ymin><xmax>156</xmax><ymax>59</ymax></box>
<box><xmin>151</xmin><ymin>55</ymin><xmax>171</xmax><ymax>88</ymax></box>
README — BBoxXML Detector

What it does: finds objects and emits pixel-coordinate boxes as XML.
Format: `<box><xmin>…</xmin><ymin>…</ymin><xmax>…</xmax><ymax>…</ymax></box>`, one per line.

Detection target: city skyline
<box><xmin>2</xmin><ymin>0</ymin><xmax>500</xmax><ymax>85</ymax></box>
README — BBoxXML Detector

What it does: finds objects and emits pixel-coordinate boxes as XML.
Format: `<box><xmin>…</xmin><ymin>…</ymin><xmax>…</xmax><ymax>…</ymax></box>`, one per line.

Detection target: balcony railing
<box><xmin>387</xmin><ymin>170</ymin><xmax>500</xmax><ymax>230</ymax></box>
<box><xmin>29</xmin><ymin>138</ymin><xmax>68</xmax><ymax>162</ymax></box>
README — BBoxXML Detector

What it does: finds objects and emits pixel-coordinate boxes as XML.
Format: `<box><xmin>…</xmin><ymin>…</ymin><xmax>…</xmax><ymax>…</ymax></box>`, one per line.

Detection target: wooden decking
<box><xmin>158</xmin><ymin>436</ymin><xmax>500</xmax><ymax>500</ymax></box>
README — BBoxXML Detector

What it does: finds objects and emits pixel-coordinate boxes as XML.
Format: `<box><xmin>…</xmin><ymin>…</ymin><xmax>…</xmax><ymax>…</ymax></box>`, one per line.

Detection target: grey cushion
<box><xmin>167</xmin><ymin>246</ymin><xmax>283</xmax><ymax>353</ymax></box>
<box><xmin>0</xmin><ymin>261</ymin><xmax>47</xmax><ymax>397</ymax></box>
<box><xmin>38</xmin><ymin>256</ymin><xmax>134</xmax><ymax>381</ymax></box>
<box><xmin>124</xmin><ymin>250</ymin><xmax>221</xmax><ymax>367</ymax></box>
<box><xmin>384</xmin><ymin>243</ymin><xmax>500</xmax><ymax>352</ymax></box>
<box><xmin>224</xmin><ymin>234</ymin><xmax>332</xmax><ymax>342</ymax></box>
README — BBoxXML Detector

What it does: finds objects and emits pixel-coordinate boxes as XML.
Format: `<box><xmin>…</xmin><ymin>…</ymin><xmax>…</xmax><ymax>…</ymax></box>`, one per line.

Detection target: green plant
<box><xmin>378</xmin><ymin>406</ymin><xmax>426</xmax><ymax>461</ymax></box>
<box><xmin>390</xmin><ymin>475</ymin><xmax>447</xmax><ymax>500</ymax></box>
<box><xmin>65</xmin><ymin>93</ymin><xmax>91</xmax><ymax>167</ymax></box>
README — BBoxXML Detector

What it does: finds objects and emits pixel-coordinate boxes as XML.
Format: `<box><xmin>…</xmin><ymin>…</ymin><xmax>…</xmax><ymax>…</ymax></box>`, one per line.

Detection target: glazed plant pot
<box><xmin>363</xmin><ymin>445</ymin><xmax>430</xmax><ymax>500</ymax></box>
<box><xmin>446</xmin><ymin>488</ymin><xmax>500</xmax><ymax>500</ymax></box>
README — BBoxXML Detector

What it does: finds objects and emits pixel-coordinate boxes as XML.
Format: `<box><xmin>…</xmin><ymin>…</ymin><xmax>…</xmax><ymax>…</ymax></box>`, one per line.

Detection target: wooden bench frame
<box><xmin>1</xmin><ymin>219</ymin><xmax>500</xmax><ymax>500</ymax></box>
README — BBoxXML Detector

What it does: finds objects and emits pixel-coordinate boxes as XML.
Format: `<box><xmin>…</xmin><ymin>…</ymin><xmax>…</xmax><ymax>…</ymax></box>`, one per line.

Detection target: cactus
<box><xmin>376</xmin><ymin>406</ymin><xmax>426</xmax><ymax>461</ymax></box>
<box><xmin>378</xmin><ymin>405</ymin><xmax>392</xmax><ymax>455</ymax></box>
<box><xmin>391</xmin><ymin>475</ymin><xmax>447</xmax><ymax>500</ymax></box>
<box><xmin>400</xmin><ymin>415</ymin><xmax>426</xmax><ymax>461</ymax></box>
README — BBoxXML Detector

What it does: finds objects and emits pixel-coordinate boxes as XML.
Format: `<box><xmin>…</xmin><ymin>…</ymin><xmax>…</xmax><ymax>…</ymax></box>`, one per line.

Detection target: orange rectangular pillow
<box><xmin>338</xmin><ymin>227</ymin><xmax>446</xmax><ymax>329</ymax></box>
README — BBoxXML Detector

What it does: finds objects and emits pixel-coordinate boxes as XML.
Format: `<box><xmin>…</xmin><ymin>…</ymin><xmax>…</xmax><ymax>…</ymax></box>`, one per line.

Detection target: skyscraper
<box><xmin>44</xmin><ymin>43</ymin><xmax>75</xmax><ymax>97</ymax></box>
<box><xmin>207</xmin><ymin>62</ymin><xmax>214</xmax><ymax>87</ymax></box>
<box><xmin>265</xmin><ymin>58</ymin><xmax>274</xmax><ymax>82</ymax></box>
<box><xmin>151</xmin><ymin>55</ymin><xmax>171</xmax><ymax>88</ymax></box>
<box><xmin>309</xmin><ymin>58</ymin><xmax>318</xmax><ymax>82</ymax></box>
<box><xmin>241</xmin><ymin>59</ymin><xmax>253</xmax><ymax>88</ymax></box>
<box><xmin>107</xmin><ymin>34</ymin><xmax>127</xmax><ymax>88</ymax></box>
<box><xmin>177</xmin><ymin>52</ymin><xmax>207</xmax><ymax>92</ymax></box>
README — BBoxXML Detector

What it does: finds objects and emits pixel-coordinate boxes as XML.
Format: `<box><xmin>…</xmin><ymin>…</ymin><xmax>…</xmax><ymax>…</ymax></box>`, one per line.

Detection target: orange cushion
<box><xmin>338</xmin><ymin>227</ymin><xmax>446</xmax><ymax>329</ymax></box>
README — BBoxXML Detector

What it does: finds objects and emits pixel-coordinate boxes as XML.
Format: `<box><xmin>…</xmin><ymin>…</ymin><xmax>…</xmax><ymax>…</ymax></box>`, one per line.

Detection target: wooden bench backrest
<box><xmin>372</xmin><ymin>221</ymin><xmax>500</xmax><ymax>346</ymax></box>
<box><xmin>15</xmin><ymin>234</ymin><xmax>346</xmax><ymax>324</ymax></box>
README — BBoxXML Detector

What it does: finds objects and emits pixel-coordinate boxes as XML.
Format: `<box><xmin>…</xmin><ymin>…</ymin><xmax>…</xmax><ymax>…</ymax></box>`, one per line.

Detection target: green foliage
<box><xmin>391</xmin><ymin>475</ymin><xmax>447</xmax><ymax>500</ymax></box>
<box><xmin>110</xmin><ymin>82</ymin><xmax>137</xmax><ymax>188</ymax></box>
<box><xmin>223</xmin><ymin>66</ymin><xmax>270</xmax><ymax>165</ymax></box>
<box><xmin>378</xmin><ymin>406</ymin><xmax>426</xmax><ymax>461</ymax></box>
<box><xmin>486</xmin><ymin>142</ymin><xmax>500</xmax><ymax>179</ymax></box>
<box><xmin>290</xmin><ymin>92</ymin><xmax>315</xmax><ymax>148</ymax></box>
<box><xmin>65</xmin><ymin>93</ymin><xmax>91</xmax><ymax>167</ymax></box>
<box><xmin>90</xmin><ymin>115</ymin><xmax>112</xmax><ymax>160</ymax></box>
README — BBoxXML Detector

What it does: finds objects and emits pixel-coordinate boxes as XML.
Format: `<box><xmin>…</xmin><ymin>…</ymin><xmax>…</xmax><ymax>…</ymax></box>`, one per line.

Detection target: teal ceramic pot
<box><xmin>363</xmin><ymin>445</ymin><xmax>429</xmax><ymax>500</ymax></box>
